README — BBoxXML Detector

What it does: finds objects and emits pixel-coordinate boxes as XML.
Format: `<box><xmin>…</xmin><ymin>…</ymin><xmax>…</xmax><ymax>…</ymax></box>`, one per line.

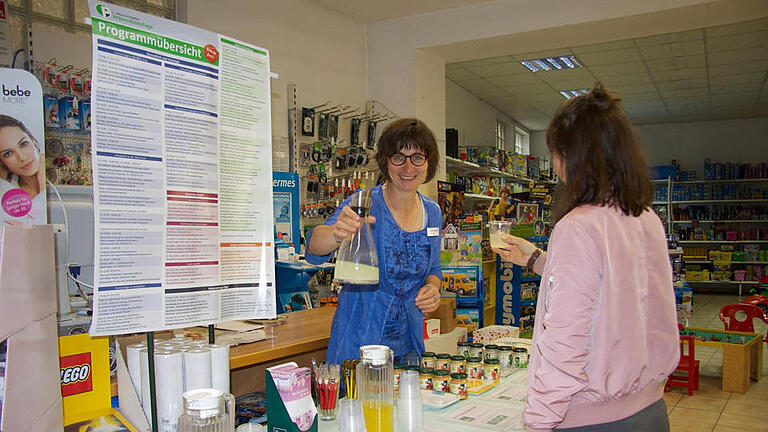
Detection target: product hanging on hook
<box><xmin>302</xmin><ymin>107</ymin><xmax>315</xmax><ymax>136</ymax></box>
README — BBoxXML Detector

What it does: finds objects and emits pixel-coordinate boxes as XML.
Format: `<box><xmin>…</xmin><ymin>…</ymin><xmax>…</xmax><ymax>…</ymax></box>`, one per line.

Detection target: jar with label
<box><xmin>466</xmin><ymin>356</ymin><xmax>483</xmax><ymax>380</ymax></box>
<box><xmin>435</xmin><ymin>353</ymin><xmax>451</xmax><ymax>371</ymax></box>
<box><xmin>421</xmin><ymin>352</ymin><xmax>437</xmax><ymax>369</ymax></box>
<box><xmin>484</xmin><ymin>359</ymin><xmax>500</xmax><ymax>381</ymax></box>
<box><xmin>433</xmin><ymin>370</ymin><xmax>451</xmax><ymax>393</ymax></box>
<box><xmin>498</xmin><ymin>346</ymin><xmax>513</xmax><ymax>370</ymax></box>
<box><xmin>449</xmin><ymin>355</ymin><xmax>466</xmax><ymax>374</ymax></box>
<box><xmin>484</xmin><ymin>344</ymin><xmax>499</xmax><ymax>361</ymax></box>
<box><xmin>418</xmin><ymin>367</ymin><xmax>434</xmax><ymax>390</ymax></box>
<box><xmin>457</xmin><ymin>341</ymin><xmax>471</xmax><ymax>360</ymax></box>
<box><xmin>394</xmin><ymin>364</ymin><xmax>404</xmax><ymax>392</ymax></box>
<box><xmin>513</xmin><ymin>347</ymin><xmax>529</xmax><ymax>369</ymax></box>
<box><xmin>469</xmin><ymin>343</ymin><xmax>484</xmax><ymax>359</ymax></box>
<box><xmin>449</xmin><ymin>373</ymin><xmax>468</xmax><ymax>399</ymax></box>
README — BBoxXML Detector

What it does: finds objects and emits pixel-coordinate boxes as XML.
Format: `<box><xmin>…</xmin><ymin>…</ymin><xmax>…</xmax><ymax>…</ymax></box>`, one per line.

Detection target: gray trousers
<box><xmin>556</xmin><ymin>399</ymin><xmax>669</xmax><ymax>432</ymax></box>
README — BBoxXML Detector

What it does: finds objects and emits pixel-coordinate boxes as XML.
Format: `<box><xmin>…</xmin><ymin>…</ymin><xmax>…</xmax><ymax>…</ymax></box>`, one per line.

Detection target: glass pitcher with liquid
<box><xmin>356</xmin><ymin>345</ymin><xmax>394</xmax><ymax>432</ymax></box>
<box><xmin>334</xmin><ymin>189</ymin><xmax>379</xmax><ymax>285</ymax></box>
<box><xmin>177</xmin><ymin>388</ymin><xmax>235</xmax><ymax>432</ymax></box>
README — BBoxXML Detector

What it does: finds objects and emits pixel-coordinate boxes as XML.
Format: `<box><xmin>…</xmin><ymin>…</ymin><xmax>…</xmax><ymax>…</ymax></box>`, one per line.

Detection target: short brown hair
<box><xmin>547</xmin><ymin>83</ymin><xmax>652</xmax><ymax>224</ymax></box>
<box><xmin>375</xmin><ymin>118</ymin><xmax>439</xmax><ymax>183</ymax></box>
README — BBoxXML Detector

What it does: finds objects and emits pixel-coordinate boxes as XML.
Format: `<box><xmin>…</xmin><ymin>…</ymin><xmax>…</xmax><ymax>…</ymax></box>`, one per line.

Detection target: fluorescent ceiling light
<box><xmin>520</xmin><ymin>55</ymin><xmax>581</xmax><ymax>72</ymax></box>
<box><xmin>559</xmin><ymin>89</ymin><xmax>590</xmax><ymax>98</ymax></box>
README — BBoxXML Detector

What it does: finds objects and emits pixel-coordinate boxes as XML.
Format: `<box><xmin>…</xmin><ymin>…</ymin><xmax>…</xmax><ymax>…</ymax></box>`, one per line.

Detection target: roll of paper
<box><xmin>206</xmin><ymin>344</ymin><xmax>230</xmax><ymax>393</ymax></box>
<box><xmin>183</xmin><ymin>347</ymin><xmax>212</xmax><ymax>391</ymax></box>
<box><xmin>155</xmin><ymin>348</ymin><xmax>184</xmax><ymax>432</ymax></box>
<box><xmin>126</xmin><ymin>342</ymin><xmax>146</xmax><ymax>398</ymax></box>
<box><xmin>139</xmin><ymin>348</ymin><xmax>151</xmax><ymax>421</ymax></box>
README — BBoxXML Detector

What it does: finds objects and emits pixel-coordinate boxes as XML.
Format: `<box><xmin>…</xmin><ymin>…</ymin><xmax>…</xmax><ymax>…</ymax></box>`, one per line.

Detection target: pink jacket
<box><xmin>524</xmin><ymin>205</ymin><xmax>679</xmax><ymax>431</ymax></box>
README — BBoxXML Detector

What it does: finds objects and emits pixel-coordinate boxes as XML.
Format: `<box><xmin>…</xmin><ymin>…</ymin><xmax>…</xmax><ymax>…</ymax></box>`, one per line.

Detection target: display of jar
<box><xmin>394</xmin><ymin>364</ymin><xmax>404</xmax><ymax>392</ymax></box>
<box><xmin>433</xmin><ymin>370</ymin><xmax>451</xmax><ymax>392</ymax></box>
<box><xmin>421</xmin><ymin>352</ymin><xmax>436</xmax><ymax>369</ymax></box>
<box><xmin>418</xmin><ymin>367</ymin><xmax>434</xmax><ymax>390</ymax></box>
<box><xmin>449</xmin><ymin>373</ymin><xmax>468</xmax><ymax>399</ymax></box>
<box><xmin>483</xmin><ymin>359</ymin><xmax>500</xmax><ymax>381</ymax></box>
<box><xmin>466</xmin><ymin>356</ymin><xmax>483</xmax><ymax>380</ymax></box>
<box><xmin>436</xmin><ymin>353</ymin><xmax>451</xmax><ymax>371</ymax></box>
<box><xmin>513</xmin><ymin>347</ymin><xmax>529</xmax><ymax>369</ymax></box>
<box><xmin>457</xmin><ymin>341</ymin><xmax>471</xmax><ymax>360</ymax></box>
<box><xmin>498</xmin><ymin>346</ymin><xmax>513</xmax><ymax>369</ymax></box>
<box><xmin>469</xmin><ymin>343</ymin><xmax>484</xmax><ymax>359</ymax></box>
<box><xmin>484</xmin><ymin>344</ymin><xmax>499</xmax><ymax>361</ymax></box>
<box><xmin>449</xmin><ymin>355</ymin><xmax>466</xmax><ymax>374</ymax></box>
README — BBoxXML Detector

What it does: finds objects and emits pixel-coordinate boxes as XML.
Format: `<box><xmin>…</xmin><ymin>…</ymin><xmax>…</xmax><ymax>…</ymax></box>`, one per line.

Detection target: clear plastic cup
<box><xmin>397</xmin><ymin>370</ymin><xmax>423</xmax><ymax>432</ymax></box>
<box><xmin>489</xmin><ymin>221</ymin><xmax>513</xmax><ymax>249</ymax></box>
<box><xmin>338</xmin><ymin>398</ymin><xmax>366</xmax><ymax>432</ymax></box>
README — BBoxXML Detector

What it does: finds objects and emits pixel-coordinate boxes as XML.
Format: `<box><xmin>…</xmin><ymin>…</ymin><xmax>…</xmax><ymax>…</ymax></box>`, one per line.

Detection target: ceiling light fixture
<box><xmin>559</xmin><ymin>89</ymin><xmax>590</xmax><ymax>98</ymax></box>
<box><xmin>521</xmin><ymin>55</ymin><xmax>581</xmax><ymax>72</ymax></box>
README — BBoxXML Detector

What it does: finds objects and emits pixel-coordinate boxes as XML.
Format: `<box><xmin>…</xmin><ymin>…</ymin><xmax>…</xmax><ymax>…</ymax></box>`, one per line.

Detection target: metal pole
<box><xmin>146</xmin><ymin>332</ymin><xmax>158</xmax><ymax>432</ymax></box>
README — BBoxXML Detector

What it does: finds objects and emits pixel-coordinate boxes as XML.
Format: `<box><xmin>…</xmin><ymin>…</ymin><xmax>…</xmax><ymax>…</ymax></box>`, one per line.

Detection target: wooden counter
<box><xmin>229</xmin><ymin>307</ymin><xmax>335</xmax><ymax>395</ymax></box>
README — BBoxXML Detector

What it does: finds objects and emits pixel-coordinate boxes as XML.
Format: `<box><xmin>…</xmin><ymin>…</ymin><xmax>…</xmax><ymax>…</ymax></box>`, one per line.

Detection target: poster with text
<box><xmin>88</xmin><ymin>1</ymin><xmax>275</xmax><ymax>336</ymax></box>
<box><xmin>0</xmin><ymin>68</ymin><xmax>47</xmax><ymax>225</ymax></box>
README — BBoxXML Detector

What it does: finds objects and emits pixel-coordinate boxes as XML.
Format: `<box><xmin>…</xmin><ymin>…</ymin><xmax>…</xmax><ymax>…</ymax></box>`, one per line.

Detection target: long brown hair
<box><xmin>547</xmin><ymin>83</ymin><xmax>652</xmax><ymax>224</ymax></box>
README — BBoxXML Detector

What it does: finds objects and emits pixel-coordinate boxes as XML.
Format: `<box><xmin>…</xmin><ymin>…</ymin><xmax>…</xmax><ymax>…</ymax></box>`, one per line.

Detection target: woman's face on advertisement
<box><xmin>0</xmin><ymin>126</ymin><xmax>40</xmax><ymax>177</ymax></box>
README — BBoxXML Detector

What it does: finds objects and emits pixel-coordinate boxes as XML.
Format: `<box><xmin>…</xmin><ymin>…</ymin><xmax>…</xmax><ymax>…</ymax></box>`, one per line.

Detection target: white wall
<box><xmin>446</xmin><ymin>79</ymin><xmax>526</xmax><ymax>150</ymax></box>
<box><xmin>531</xmin><ymin>131</ymin><xmax>547</xmax><ymax>158</ymax></box>
<box><xmin>29</xmin><ymin>0</ymin><xmax>368</xmax><ymax>143</ymax></box>
<box><xmin>637</xmin><ymin>117</ymin><xmax>768</xmax><ymax>173</ymax></box>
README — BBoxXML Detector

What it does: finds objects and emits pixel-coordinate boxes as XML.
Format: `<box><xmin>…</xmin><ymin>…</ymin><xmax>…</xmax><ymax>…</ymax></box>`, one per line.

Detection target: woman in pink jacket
<box><xmin>495</xmin><ymin>84</ymin><xmax>679</xmax><ymax>431</ymax></box>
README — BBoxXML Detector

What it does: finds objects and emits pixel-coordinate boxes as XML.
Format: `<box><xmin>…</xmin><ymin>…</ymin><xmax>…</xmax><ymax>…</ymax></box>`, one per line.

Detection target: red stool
<box><xmin>664</xmin><ymin>335</ymin><xmax>700</xmax><ymax>396</ymax></box>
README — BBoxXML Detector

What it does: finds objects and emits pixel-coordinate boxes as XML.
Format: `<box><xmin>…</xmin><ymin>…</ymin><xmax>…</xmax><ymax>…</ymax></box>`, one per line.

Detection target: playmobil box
<box><xmin>440</xmin><ymin>266</ymin><xmax>480</xmax><ymax>298</ymax></box>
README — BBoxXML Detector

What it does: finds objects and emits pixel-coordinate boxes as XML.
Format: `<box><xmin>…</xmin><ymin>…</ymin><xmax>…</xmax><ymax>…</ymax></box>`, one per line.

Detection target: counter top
<box><xmin>229</xmin><ymin>307</ymin><xmax>336</xmax><ymax>370</ymax></box>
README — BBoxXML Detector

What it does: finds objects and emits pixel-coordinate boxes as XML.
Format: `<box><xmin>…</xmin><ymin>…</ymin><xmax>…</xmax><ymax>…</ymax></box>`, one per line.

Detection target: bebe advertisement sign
<box><xmin>0</xmin><ymin>68</ymin><xmax>47</xmax><ymax>224</ymax></box>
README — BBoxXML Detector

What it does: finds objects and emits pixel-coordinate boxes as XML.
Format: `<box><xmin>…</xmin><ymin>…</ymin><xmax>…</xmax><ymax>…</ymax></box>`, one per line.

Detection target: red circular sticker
<box><xmin>204</xmin><ymin>44</ymin><xmax>219</xmax><ymax>63</ymax></box>
<box><xmin>2</xmin><ymin>188</ymin><xmax>32</xmax><ymax>217</ymax></box>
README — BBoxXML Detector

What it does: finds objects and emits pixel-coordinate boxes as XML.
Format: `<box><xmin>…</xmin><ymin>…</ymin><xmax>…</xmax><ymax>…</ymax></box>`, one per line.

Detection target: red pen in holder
<box><xmin>315</xmin><ymin>363</ymin><xmax>340</xmax><ymax>421</ymax></box>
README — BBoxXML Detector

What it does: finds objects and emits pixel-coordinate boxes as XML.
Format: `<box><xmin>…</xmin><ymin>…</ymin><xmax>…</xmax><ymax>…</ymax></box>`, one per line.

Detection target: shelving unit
<box><xmin>653</xmin><ymin>176</ymin><xmax>768</xmax><ymax>291</ymax></box>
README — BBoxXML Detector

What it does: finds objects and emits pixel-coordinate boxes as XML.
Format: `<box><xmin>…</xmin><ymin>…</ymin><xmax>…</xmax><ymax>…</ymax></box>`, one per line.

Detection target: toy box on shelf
<box><xmin>441</xmin><ymin>266</ymin><xmax>480</xmax><ymax>298</ymax></box>
<box><xmin>438</xmin><ymin>181</ymin><xmax>466</xmax><ymax>229</ymax></box>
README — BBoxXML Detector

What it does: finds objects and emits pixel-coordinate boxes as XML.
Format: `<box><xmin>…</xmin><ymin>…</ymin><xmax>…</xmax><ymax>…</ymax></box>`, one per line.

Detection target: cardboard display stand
<box><xmin>0</xmin><ymin>225</ymin><xmax>63</xmax><ymax>432</ymax></box>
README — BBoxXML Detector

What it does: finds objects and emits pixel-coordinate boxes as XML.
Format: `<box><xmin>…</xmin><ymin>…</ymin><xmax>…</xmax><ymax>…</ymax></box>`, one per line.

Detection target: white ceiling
<box><xmin>308</xmin><ymin>0</ymin><xmax>494</xmax><ymax>23</ymax></box>
<box><xmin>447</xmin><ymin>18</ymin><xmax>768</xmax><ymax>130</ymax></box>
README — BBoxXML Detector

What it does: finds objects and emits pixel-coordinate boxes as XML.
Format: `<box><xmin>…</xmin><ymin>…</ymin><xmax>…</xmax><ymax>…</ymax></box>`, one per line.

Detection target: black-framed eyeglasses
<box><xmin>389</xmin><ymin>152</ymin><xmax>427</xmax><ymax>166</ymax></box>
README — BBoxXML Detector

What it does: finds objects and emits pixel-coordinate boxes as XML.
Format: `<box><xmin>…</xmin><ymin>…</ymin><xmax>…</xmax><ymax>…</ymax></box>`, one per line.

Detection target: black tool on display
<box><xmin>350</xmin><ymin>118</ymin><xmax>361</xmax><ymax>145</ymax></box>
<box><xmin>302</xmin><ymin>107</ymin><xmax>315</xmax><ymax>137</ymax></box>
<box><xmin>318</xmin><ymin>112</ymin><xmax>329</xmax><ymax>139</ymax></box>
<box><xmin>329</xmin><ymin>114</ymin><xmax>339</xmax><ymax>139</ymax></box>
<box><xmin>366</xmin><ymin>121</ymin><xmax>377</xmax><ymax>149</ymax></box>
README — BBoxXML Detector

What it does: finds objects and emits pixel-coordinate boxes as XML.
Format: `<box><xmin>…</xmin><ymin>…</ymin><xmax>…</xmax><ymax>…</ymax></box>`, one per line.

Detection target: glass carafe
<box><xmin>177</xmin><ymin>388</ymin><xmax>235</xmax><ymax>432</ymax></box>
<box><xmin>335</xmin><ymin>190</ymin><xmax>379</xmax><ymax>285</ymax></box>
<box><xmin>356</xmin><ymin>345</ymin><xmax>393</xmax><ymax>432</ymax></box>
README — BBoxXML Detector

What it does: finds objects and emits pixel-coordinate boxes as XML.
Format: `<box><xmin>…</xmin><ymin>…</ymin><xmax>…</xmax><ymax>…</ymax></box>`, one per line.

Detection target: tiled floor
<box><xmin>665</xmin><ymin>294</ymin><xmax>768</xmax><ymax>432</ymax></box>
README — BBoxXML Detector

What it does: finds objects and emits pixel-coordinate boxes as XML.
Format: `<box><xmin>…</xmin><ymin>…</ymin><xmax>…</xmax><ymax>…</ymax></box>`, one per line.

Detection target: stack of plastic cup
<box><xmin>338</xmin><ymin>398</ymin><xmax>366</xmax><ymax>432</ymax></box>
<box><xmin>397</xmin><ymin>370</ymin><xmax>423</xmax><ymax>432</ymax></box>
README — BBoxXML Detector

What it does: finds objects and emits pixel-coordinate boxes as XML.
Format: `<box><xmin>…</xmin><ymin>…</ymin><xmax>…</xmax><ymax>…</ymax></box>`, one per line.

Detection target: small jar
<box><xmin>457</xmin><ymin>341</ymin><xmax>471</xmax><ymax>359</ymax></box>
<box><xmin>394</xmin><ymin>363</ymin><xmax>404</xmax><ymax>392</ymax></box>
<box><xmin>484</xmin><ymin>358</ymin><xmax>500</xmax><ymax>381</ymax></box>
<box><xmin>469</xmin><ymin>342</ymin><xmax>484</xmax><ymax>359</ymax></box>
<box><xmin>484</xmin><ymin>344</ymin><xmax>499</xmax><ymax>361</ymax></box>
<box><xmin>433</xmin><ymin>370</ymin><xmax>451</xmax><ymax>393</ymax></box>
<box><xmin>436</xmin><ymin>353</ymin><xmax>451</xmax><ymax>371</ymax></box>
<box><xmin>450</xmin><ymin>355</ymin><xmax>466</xmax><ymax>374</ymax></box>
<box><xmin>513</xmin><ymin>347</ymin><xmax>529</xmax><ymax>369</ymax></box>
<box><xmin>466</xmin><ymin>356</ymin><xmax>483</xmax><ymax>380</ymax></box>
<box><xmin>418</xmin><ymin>367</ymin><xmax>434</xmax><ymax>390</ymax></box>
<box><xmin>449</xmin><ymin>373</ymin><xmax>468</xmax><ymax>399</ymax></box>
<box><xmin>421</xmin><ymin>352</ymin><xmax>437</xmax><ymax>369</ymax></box>
<box><xmin>498</xmin><ymin>346</ymin><xmax>513</xmax><ymax>369</ymax></box>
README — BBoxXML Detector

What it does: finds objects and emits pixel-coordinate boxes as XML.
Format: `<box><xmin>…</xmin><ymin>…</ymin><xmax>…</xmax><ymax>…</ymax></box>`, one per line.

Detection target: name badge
<box><xmin>427</xmin><ymin>227</ymin><xmax>439</xmax><ymax>237</ymax></box>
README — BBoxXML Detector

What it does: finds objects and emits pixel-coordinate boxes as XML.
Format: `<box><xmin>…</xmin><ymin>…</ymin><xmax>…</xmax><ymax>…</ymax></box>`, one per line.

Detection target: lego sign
<box><xmin>60</xmin><ymin>352</ymin><xmax>93</xmax><ymax>397</ymax></box>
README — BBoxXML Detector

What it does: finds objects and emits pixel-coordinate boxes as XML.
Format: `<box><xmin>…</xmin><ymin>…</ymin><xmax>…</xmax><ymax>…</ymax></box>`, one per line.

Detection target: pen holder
<box><xmin>314</xmin><ymin>364</ymin><xmax>340</xmax><ymax>421</ymax></box>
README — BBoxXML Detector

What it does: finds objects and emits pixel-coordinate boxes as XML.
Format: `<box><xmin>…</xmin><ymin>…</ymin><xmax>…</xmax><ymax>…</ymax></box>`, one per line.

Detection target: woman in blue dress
<box><xmin>306</xmin><ymin>118</ymin><xmax>442</xmax><ymax>365</ymax></box>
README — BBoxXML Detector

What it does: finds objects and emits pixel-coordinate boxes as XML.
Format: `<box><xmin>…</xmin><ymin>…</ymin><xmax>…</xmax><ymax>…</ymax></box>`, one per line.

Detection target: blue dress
<box><xmin>306</xmin><ymin>184</ymin><xmax>442</xmax><ymax>365</ymax></box>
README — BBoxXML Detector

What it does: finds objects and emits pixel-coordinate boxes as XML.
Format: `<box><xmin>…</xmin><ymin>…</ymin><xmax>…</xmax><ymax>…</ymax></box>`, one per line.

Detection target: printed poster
<box><xmin>88</xmin><ymin>1</ymin><xmax>275</xmax><ymax>336</ymax></box>
<box><xmin>0</xmin><ymin>68</ymin><xmax>47</xmax><ymax>225</ymax></box>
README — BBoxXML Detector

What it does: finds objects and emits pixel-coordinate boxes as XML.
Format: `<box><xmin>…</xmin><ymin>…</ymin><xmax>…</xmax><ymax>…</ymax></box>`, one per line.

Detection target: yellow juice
<box><xmin>362</xmin><ymin>401</ymin><xmax>393</xmax><ymax>432</ymax></box>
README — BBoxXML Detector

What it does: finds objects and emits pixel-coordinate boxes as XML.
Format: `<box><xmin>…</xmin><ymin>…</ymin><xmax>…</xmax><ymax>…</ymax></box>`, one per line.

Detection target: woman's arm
<box><xmin>414</xmin><ymin>274</ymin><xmax>441</xmax><ymax>314</ymax></box>
<box><xmin>307</xmin><ymin>206</ymin><xmax>376</xmax><ymax>256</ymax></box>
